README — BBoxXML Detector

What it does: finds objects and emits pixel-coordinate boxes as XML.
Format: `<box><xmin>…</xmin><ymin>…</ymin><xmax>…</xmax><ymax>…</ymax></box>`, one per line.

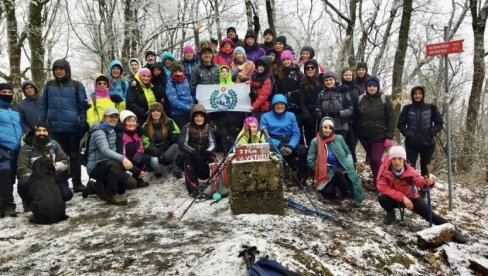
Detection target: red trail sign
<box><xmin>426</xmin><ymin>40</ymin><xmax>464</xmax><ymax>57</ymax></box>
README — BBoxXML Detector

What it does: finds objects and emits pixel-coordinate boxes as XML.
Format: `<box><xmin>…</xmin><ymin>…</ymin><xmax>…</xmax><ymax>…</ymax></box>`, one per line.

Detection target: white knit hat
<box><xmin>321</xmin><ymin>117</ymin><xmax>334</xmax><ymax>128</ymax></box>
<box><xmin>120</xmin><ymin>110</ymin><xmax>137</xmax><ymax>124</ymax></box>
<box><xmin>389</xmin><ymin>146</ymin><xmax>406</xmax><ymax>160</ymax></box>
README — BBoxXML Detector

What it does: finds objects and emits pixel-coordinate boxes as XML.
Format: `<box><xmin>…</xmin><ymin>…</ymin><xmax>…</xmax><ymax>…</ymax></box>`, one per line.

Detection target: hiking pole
<box><xmin>178</xmin><ymin>131</ymin><xmax>244</xmax><ymax>221</ymax></box>
<box><xmin>261</xmin><ymin>127</ymin><xmax>323</xmax><ymax>220</ymax></box>
<box><xmin>426</xmin><ymin>164</ymin><xmax>433</xmax><ymax>227</ymax></box>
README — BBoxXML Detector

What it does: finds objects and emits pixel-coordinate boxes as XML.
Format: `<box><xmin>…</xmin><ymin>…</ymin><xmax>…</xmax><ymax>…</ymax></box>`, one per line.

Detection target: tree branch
<box><xmin>322</xmin><ymin>0</ymin><xmax>351</xmax><ymax>24</ymax></box>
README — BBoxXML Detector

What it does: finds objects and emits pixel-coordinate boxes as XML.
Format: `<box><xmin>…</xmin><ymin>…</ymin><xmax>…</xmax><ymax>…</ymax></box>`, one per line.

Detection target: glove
<box><xmin>279</xmin><ymin>145</ymin><xmax>293</xmax><ymax>157</ymax></box>
<box><xmin>110</xmin><ymin>94</ymin><xmax>123</xmax><ymax>103</ymax></box>
<box><xmin>315</xmin><ymin>108</ymin><xmax>322</xmax><ymax>118</ymax></box>
<box><xmin>384</xmin><ymin>138</ymin><xmax>393</xmax><ymax>149</ymax></box>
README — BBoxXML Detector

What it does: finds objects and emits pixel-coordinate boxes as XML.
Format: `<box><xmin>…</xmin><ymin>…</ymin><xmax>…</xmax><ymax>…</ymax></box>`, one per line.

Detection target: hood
<box><xmin>109</xmin><ymin>60</ymin><xmax>124</xmax><ymax>77</ymax></box>
<box><xmin>160</xmin><ymin>51</ymin><xmax>175</xmax><ymax>64</ymax></box>
<box><xmin>219</xmin><ymin>65</ymin><xmax>233</xmax><ymax>84</ymax></box>
<box><xmin>127</xmin><ymin>58</ymin><xmax>141</xmax><ymax>75</ymax></box>
<box><xmin>410</xmin><ymin>86</ymin><xmax>425</xmax><ymax>103</ymax></box>
<box><xmin>151</xmin><ymin>62</ymin><xmax>165</xmax><ymax>73</ymax></box>
<box><xmin>189</xmin><ymin>104</ymin><xmax>208</xmax><ymax>125</ymax></box>
<box><xmin>255</xmin><ymin>56</ymin><xmax>271</xmax><ymax>74</ymax></box>
<box><xmin>52</xmin><ymin>59</ymin><xmax>71</xmax><ymax>82</ymax></box>
<box><xmin>21</xmin><ymin>80</ymin><xmax>39</xmax><ymax>96</ymax></box>
<box><xmin>271</xmin><ymin>94</ymin><xmax>288</xmax><ymax>109</ymax></box>
<box><xmin>300</xmin><ymin>46</ymin><xmax>315</xmax><ymax>59</ymax></box>
<box><xmin>220</xmin><ymin>37</ymin><xmax>236</xmax><ymax>50</ymax></box>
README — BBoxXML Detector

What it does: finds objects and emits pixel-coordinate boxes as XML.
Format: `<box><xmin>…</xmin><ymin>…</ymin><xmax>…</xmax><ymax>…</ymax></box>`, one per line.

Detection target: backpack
<box><xmin>80</xmin><ymin>129</ymin><xmax>109</xmax><ymax>166</ymax></box>
<box><xmin>202</xmin><ymin>158</ymin><xmax>229</xmax><ymax>198</ymax></box>
<box><xmin>249</xmin><ymin>257</ymin><xmax>301</xmax><ymax>276</ymax></box>
<box><xmin>25</xmin><ymin>140</ymin><xmax>58</xmax><ymax>159</ymax></box>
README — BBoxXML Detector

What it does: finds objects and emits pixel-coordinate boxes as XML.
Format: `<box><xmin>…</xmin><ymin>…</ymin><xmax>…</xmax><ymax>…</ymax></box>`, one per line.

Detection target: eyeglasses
<box><xmin>97</xmin><ymin>81</ymin><xmax>108</xmax><ymax>86</ymax></box>
<box><xmin>305</xmin><ymin>67</ymin><xmax>316</xmax><ymax>71</ymax></box>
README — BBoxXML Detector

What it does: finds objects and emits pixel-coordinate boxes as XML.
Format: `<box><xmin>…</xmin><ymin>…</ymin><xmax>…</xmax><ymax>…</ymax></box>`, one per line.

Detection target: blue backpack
<box><xmin>249</xmin><ymin>257</ymin><xmax>301</xmax><ymax>276</ymax></box>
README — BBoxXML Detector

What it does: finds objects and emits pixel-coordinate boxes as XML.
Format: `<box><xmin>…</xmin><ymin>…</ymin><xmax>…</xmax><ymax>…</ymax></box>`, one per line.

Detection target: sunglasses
<box><xmin>97</xmin><ymin>81</ymin><xmax>108</xmax><ymax>86</ymax></box>
<box><xmin>305</xmin><ymin>66</ymin><xmax>316</xmax><ymax>71</ymax></box>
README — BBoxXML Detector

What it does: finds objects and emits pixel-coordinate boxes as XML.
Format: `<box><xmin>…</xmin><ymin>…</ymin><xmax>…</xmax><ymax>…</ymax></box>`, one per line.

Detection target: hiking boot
<box><xmin>385</xmin><ymin>210</ymin><xmax>396</xmax><ymax>224</ymax></box>
<box><xmin>171</xmin><ymin>166</ymin><xmax>183</xmax><ymax>179</ymax></box>
<box><xmin>72</xmin><ymin>179</ymin><xmax>86</xmax><ymax>193</ymax></box>
<box><xmin>106</xmin><ymin>194</ymin><xmax>128</xmax><ymax>206</ymax></box>
<box><xmin>338</xmin><ymin>198</ymin><xmax>353</xmax><ymax>212</ymax></box>
<box><xmin>136</xmin><ymin>178</ymin><xmax>150</xmax><ymax>188</ymax></box>
<box><xmin>92</xmin><ymin>180</ymin><xmax>106</xmax><ymax>200</ymax></box>
<box><xmin>125</xmin><ymin>176</ymin><xmax>138</xmax><ymax>190</ymax></box>
<box><xmin>22</xmin><ymin>202</ymin><xmax>31</xmax><ymax>213</ymax></box>
<box><xmin>452</xmin><ymin>227</ymin><xmax>469</xmax><ymax>244</ymax></box>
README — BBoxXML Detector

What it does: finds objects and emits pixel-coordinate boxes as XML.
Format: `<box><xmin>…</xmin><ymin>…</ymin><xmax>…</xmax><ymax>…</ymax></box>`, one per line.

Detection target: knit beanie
<box><xmin>233</xmin><ymin>46</ymin><xmax>247</xmax><ymax>60</ymax></box>
<box><xmin>120</xmin><ymin>110</ymin><xmax>137</xmax><ymax>124</ymax></box>
<box><xmin>389</xmin><ymin>146</ymin><xmax>406</xmax><ymax>160</ymax></box>
<box><xmin>280</xmin><ymin>50</ymin><xmax>294</xmax><ymax>62</ymax></box>
<box><xmin>321</xmin><ymin>117</ymin><xmax>334</xmax><ymax>129</ymax></box>
<box><xmin>0</xmin><ymin>83</ymin><xmax>13</xmax><ymax>92</ymax></box>
<box><xmin>145</xmin><ymin>50</ymin><xmax>156</xmax><ymax>58</ymax></box>
<box><xmin>323</xmin><ymin>71</ymin><xmax>336</xmax><ymax>81</ymax></box>
<box><xmin>245</xmin><ymin>29</ymin><xmax>256</xmax><ymax>40</ymax></box>
<box><xmin>139</xmin><ymin>68</ymin><xmax>152</xmax><ymax>78</ymax></box>
<box><xmin>171</xmin><ymin>61</ymin><xmax>184</xmax><ymax>73</ymax></box>
<box><xmin>227</xmin><ymin>26</ymin><xmax>237</xmax><ymax>35</ymax></box>
<box><xmin>356</xmin><ymin>61</ymin><xmax>368</xmax><ymax>71</ymax></box>
<box><xmin>34</xmin><ymin>121</ymin><xmax>50</xmax><ymax>134</ymax></box>
<box><xmin>263</xmin><ymin>28</ymin><xmax>275</xmax><ymax>37</ymax></box>
<box><xmin>95</xmin><ymin>74</ymin><xmax>109</xmax><ymax>84</ymax></box>
<box><xmin>243</xmin><ymin>116</ymin><xmax>259</xmax><ymax>128</ymax></box>
<box><xmin>300</xmin><ymin>46</ymin><xmax>315</xmax><ymax>59</ymax></box>
<box><xmin>275</xmin><ymin>35</ymin><xmax>287</xmax><ymax>45</ymax></box>
<box><xmin>366</xmin><ymin>76</ymin><xmax>380</xmax><ymax>90</ymax></box>
<box><xmin>183</xmin><ymin>45</ymin><xmax>194</xmax><ymax>54</ymax></box>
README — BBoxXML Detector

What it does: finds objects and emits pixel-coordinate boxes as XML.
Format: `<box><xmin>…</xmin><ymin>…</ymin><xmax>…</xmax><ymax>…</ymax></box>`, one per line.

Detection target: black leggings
<box><xmin>378</xmin><ymin>194</ymin><xmax>448</xmax><ymax>225</ymax></box>
<box><xmin>89</xmin><ymin>160</ymin><xmax>128</xmax><ymax>197</ymax></box>
<box><xmin>320</xmin><ymin>172</ymin><xmax>350</xmax><ymax>200</ymax></box>
<box><xmin>406</xmin><ymin>144</ymin><xmax>435</xmax><ymax>177</ymax></box>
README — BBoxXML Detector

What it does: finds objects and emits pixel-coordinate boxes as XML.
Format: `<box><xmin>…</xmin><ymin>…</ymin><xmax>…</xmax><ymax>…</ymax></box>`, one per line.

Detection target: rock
<box><xmin>228</xmin><ymin>159</ymin><xmax>285</xmax><ymax>215</ymax></box>
<box><xmin>469</xmin><ymin>258</ymin><xmax>488</xmax><ymax>275</ymax></box>
<box><xmin>416</xmin><ymin>223</ymin><xmax>455</xmax><ymax>248</ymax></box>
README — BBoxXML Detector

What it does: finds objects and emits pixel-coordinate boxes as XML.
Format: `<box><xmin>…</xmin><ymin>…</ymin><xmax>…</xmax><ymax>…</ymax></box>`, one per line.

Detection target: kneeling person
<box><xmin>17</xmin><ymin>122</ymin><xmax>73</xmax><ymax>212</ymax></box>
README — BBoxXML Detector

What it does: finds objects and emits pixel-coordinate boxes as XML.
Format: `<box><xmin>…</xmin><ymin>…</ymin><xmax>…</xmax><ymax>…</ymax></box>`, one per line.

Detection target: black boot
<box><xmin>72</xmin><ymin>179</ymin><xmax>86</xmax><ymax>193</ymax></box>
<box><xmin>136</xmin><ymin>178</ymin><xmax>150</xmax><ymax>188</ymax></box>
<box><xmin>385</xmin><ymin>210</ymin><xmax>396</xmax><ymax>224</ymax></box>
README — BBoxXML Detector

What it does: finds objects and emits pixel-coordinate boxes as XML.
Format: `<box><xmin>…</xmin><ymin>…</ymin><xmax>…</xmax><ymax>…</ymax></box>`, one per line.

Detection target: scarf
<box><xmin>221</xmin><ymin>47</ymin><xmax>234</xmax><ymax>55</ymax></box>
<box><xmin>315</xmin><ymin>133</ymin><xmax>336</xmax><ymax>188</ymax></box>
<box><xmin>95</xmin><ymin>86</ymin><xmax>109</xmax><ymax>98</ymax></box>
<box><xmin>171</xmin><ymin>73</ymin><xmax>185</xmax><ymax>83</ymax></box>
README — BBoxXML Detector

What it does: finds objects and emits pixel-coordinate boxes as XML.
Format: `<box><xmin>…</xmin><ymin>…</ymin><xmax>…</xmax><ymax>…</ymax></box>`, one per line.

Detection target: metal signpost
<box><xmin>425</xmin><ymin>27</ymin><xmax>464</xmax><ymax>211</ymax></box>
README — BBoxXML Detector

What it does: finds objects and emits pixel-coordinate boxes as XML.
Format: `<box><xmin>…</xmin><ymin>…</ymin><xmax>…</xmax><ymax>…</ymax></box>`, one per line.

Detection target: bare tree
<box><xmin>265</xmin><ymin>0</ymin><xmax>276</xmax><ymax>35</ymax></box>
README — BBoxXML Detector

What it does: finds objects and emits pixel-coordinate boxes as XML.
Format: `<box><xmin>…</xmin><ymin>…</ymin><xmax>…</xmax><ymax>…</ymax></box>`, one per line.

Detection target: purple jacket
<box><xmin>245</xmin><ymin>44</ymin><xmax>266</xmax><ymax>64</ymax></box>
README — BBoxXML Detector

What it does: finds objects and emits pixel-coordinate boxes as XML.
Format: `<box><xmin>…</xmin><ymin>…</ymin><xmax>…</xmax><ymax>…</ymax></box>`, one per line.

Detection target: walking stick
<box><xmin>426</xmin><ymin>164</ymin><xmax>433</xmax><ymax>227</ymax></box>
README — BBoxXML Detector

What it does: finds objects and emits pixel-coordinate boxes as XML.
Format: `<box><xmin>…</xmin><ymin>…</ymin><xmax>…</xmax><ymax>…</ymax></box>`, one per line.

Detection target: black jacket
<box><xmin>398</xmin><ymin>102</ymin><xmax>443</xmax><ymax>147</ymax></box>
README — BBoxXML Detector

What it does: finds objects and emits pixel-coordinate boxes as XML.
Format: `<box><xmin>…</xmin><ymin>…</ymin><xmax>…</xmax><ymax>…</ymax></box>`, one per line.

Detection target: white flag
<box><xmin>196</xmin><ymin>83</ymin><xmax>251</xmax><ymax>113</ymax></box>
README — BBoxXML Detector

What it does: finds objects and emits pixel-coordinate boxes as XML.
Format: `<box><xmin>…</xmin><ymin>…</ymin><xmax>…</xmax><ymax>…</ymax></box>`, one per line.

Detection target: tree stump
<box><xmin>228</xmin><ymin>159</ymin><xmax>284</xmax><ymax>215</ymax></box>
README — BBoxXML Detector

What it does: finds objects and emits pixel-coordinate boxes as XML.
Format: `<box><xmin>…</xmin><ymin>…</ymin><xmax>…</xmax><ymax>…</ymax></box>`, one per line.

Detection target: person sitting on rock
<box><xmin>377</xmin><ymin>145</ymin><xmax>468</xmax><ymax>243</ymax></box>
<box><xmin>236</xmin><ymin>117</ymin><xmax>266</xmax><ymax>145</ymax></box>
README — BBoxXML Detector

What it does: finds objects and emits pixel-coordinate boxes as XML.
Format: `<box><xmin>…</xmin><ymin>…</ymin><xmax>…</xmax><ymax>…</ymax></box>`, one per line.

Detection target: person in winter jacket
<box><xmin>126</xmin><ymin>58</ymin><xmax>141</xmax><ymax>81</ymax></box>
<box><xmin>273</xmin><ymin>36</ymin><xmax>295</xmax><ymax>65</ymax></box>
<box><xmin>299</xmin><ymin>59</ymin><xmax>322</xmax><ymax>146</ymax></box>
<box><xmin>316</xmin><ymin>71</ymin><xmax>353</xmax><ymax>139</ymax></box>
<box><xmin>181</xmin><ymin>45</ymin><xmax>199</xmax><ymax>82</ymax></box>
<box><xmin>86</xmin><ymin>107</ymin><xmax>137</xmax><ymax>205</ymax></box>
<box><xmin>298</xmin><ymin>46</ymin><xmax>325</xmax><ymax>74</ymax></box>
<box><xmin>276</xmin><ymin>50</ymin><xmax>303</xmax><ymax>128</ymax></box>
<box><xmin>144</xmin><ymin>50</ymin><xmax>157</xmax><ymax>68</ymax></box>
<box><xmin>126</xmin><ymin>68</ymin><xmax>157</xmax><ymax>125</ymax></box>
<box><xmin>178</xmin><ymin>104</ymin><xmax>216</xmax><ymax>194</ymax></box>
<box><xmin>354</xmin><ymin>76</ymin><xmax>395</xmax><ymax>187</ymax></box>
<box><xmin>339</xmin><ymin>67</ymin><xmax>361</xmax><ymax>164</ymax></box>
<box><xmin>166</xmin><ymin>62</ymin><xmax>194</xmax><ymax>128</ymax></box>
<box><xmin>259</xmin><ymin>28</ymin><xmax>275</xmax><ymax>53</ymax></box>
<box><xmin>150</xmin><ymin>62</ymin><xmax>169</xmax><ymax>116</ymax></box>
<box><xmin>226</xmin><ymin>26</ymin><xmax>242</xmax><ymax>47</ymax></box>
<box><xmin>307</xmin><ymin>117</ymin><xmax>364</xmax><ymax>210</ymax></box>
<box><xmin>0</xmin><ymin>83</ymin><xmax>22</xmax><ymax>217</ymax></box>
<box><xmin>377</xmin><ymin>146</ymin><xmax>468</xmax><ymax>243</ymax></box>
<box><xmin>219</xmin><ymin>65</ymin><xmax>233</xmax><ymax>85</ymax></box>
<box><xmin>398</xmin><ymin>86</ymin><xmax>443</xmax><ymax>178</ymax></box>
<box><xmin>231</xmin><ymin>46</ymin><xmax>255</xmax><ymax>83</ymax></box>
<box><xmin>214</xmin><ymin>37</ymin><xmax>235</xmax><ymax>67</ymax></box>
<box><xmin>250</xmin><ymin>56</ymin><xmax>272</xmax><ymax>117</ymax></box>
<box><xmin>236</xmin><ymin>116</ymin><xmax>266</xmax><ymax>145</ymax></box>
<box><xmin>87</xmin><ymin>74</ymin><xmax>116</xmax><ymax>126</ymax></box>
<box><xmin>39</xmin><ymin>59</ymin><xmax>89</xmax><ymax>193</ymax></box>
<box><xmin>260</xmin><ymin>94</ymin><xmax>309</xmax><ymax>183</ymax></box>
<box><xmin>243</xmin><ymin>30</ymin><xmax>265</xmax><ymax>64</ymax></box>
<box><xmin>160</xmin><ymin>51</ymin><xmax>176</xmax><ymax>78</ymax></box>
<box><xmin>17</xmin><ymin>122</ymin><xmax>72</xmax><ymax>212</ymax></box>
<box><xmin>190</xmin><ymin>46</ymin><xmax>220</xmax><ymax>97</ymax></box>
<box><xmin>354</xmin><ymin>61</ymin><xmax>370</xmax><ymax>95</ymax></box>
<box><xmin>17</xmin><ymin>81</ymin><xmax>40</xmax><ymax>134</ymax></box>
<box><xmin>108</xmin><ymin>60</ymin><xmax>129</xmax><ymax>112</ymax></box>
<box><xmin>142</xmin><ymin>103</ymin><xmax>180</xmax><ymax>178</ymax></box>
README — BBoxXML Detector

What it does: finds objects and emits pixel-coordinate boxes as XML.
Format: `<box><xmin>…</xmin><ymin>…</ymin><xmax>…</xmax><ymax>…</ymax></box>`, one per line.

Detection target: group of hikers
<box><xmin>0</xmin><ymin>25</ymin><xmax>468</xmax><ymax>242</ymax></box>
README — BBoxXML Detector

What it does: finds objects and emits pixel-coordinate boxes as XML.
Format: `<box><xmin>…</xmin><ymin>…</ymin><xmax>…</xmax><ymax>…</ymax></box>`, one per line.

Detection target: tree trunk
<box><xmin>462</xmin><ymin>0</ymin><xmax>488</xmax><ymax>171</ymax></box>
<box><xmin>265</xmin><ymin>0</ymin><xmax>276</xmax><ymax>35</ymax></box>
<box><xmin>245</xmin><ymin>0</ymin><xmax>253</xmax><ymax>30</ymax></box>
<box><xmin>2</xmin><ymin>0</ymin><xmax>24</xmax><ymax>87</ymax></box>
<box><xmin>28</xmin><ymin>0</ymin><xmax>48</xmax><ymax>89</ymax></box>
<box><xmin>121</xmin><ymin>0</ymin><xmax>133</xmax><ymax>63</ymax></box>
<box><xmin>346</xmin><ymin>0</ymin><xmax>357</xmax><ymax>68</ymax></box>
<box><xmin>213</xmin><ymin>0</ymin><xmax>222</xmax><ymax>42</ymax></box>
<box><xmin>391</xmin><ymin>0</ymin><xmax>413</xmax><ymax>142</ymax></box>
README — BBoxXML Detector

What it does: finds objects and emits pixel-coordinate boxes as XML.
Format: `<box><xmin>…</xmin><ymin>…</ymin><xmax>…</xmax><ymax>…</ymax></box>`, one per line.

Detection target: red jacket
<box><xmin>250</xmin><ymin>79</ymin><xmax>271</xmax><ymax>112</ymax></box>
<box><xmin>377</xmin><ymin>157</ymin><xmax>433</xmax><ymax>201</ymax></box>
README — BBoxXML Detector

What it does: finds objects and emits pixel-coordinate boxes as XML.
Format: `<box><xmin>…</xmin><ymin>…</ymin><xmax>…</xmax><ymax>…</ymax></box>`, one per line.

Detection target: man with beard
<box><xmin>17</xmin><ymin>122</ymin><xmax>72</xmax><ymax>212</ymax></box>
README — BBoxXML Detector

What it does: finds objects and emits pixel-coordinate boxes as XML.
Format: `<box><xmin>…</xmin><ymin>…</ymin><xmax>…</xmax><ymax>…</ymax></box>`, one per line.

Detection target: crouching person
<box><xmin>377</xmin><ymin>146</ymin><xmax>468</xmax><ymax>243</ymax></box>
<box><xmin>236</xmin><ymin>116</ymin><xmax>266</xmax><ymax>145</ymax></box>
<box><xmin>17</xmin><ymin>122</ymin><xmax>73</xmax><ymax>212</ymax></box>
<box><xmin>307</xmin><ymin>117</ymin><xmax>364</xmax><ymax>211</ymax></box>
<box><xmin>178</xmin><ymin>104</ymin><xmax>216</xmax><ymax>195</ymax></box>
<box><xmin>86</xmin><ymin>107</ymin><xmax>136</xmax><ymax>205</ymax></box>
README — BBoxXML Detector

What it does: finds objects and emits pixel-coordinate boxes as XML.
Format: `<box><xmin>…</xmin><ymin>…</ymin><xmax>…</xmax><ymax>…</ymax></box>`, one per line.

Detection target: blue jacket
<box><xmin>17</xmin><ymin>80</ymin><xmax>40</xmax><ymax>134</ymax></box>
<box><xmin>182</xmin><ymin>56</ymin><xmax>199</xmax><ymax>82</ymax></box>
<box><xmin>0</xmin><ymin>99</ymin><xmax>22</xmax><ymax>169</ymax></box>
<box><xmin>86</xmin><ymin>122</ymin><xmax>124</xmax><ymax>174</ymax></box>
<box><xmin>259</xmin><ymin>94</ymin><xmax>301</xmax><ymax>149</ymax></box>
<box><xmin>39</xmin><ymin>59</ymin><xmax>88</xmax><ymax>134</ymax></box>
<box><xmin>166</xmin><ymin>78</ymin><xmax>193</xmax><ymax>116</ymax></box>
<box><xmin>108</xmin><ymin>60</ymin><xmax>129</xmax><ymax>100</ymax></box>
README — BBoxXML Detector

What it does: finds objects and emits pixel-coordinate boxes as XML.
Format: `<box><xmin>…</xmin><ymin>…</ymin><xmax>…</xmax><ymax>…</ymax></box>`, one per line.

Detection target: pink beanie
<box><xmin>280</xmin><ymin>50</ymin><xmax>295</xmax><ymax>63</ymax></box>
<box><xmin>139</xmin><ymin>68</ymin><xmax>152</xmax><ymax>78</ymax></box>
<box><xmin>243</xmin><ymin>116</ymin><xmax>259</xmax><ymax>128</ymax></box>
<box><xmin>389</xmin><ymin>146</ymin><xmax>406</xmax><ymax>160</ymax></box>
<box><xmin>183</xmin><ymin>45</ymin><xmax>194</xmax><ymax>54</ymax></box>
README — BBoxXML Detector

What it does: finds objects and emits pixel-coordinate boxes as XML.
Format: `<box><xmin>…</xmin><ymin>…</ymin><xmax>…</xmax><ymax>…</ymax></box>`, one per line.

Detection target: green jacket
<box><xmin>307</xmin><ymin>134</ymin><xmax>365</xmax><ymax>205</ymax></box>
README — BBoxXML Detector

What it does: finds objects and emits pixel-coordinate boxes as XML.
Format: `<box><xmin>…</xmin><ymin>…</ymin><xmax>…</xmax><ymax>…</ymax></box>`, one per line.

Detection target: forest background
<box><xmin>0</xmin><ymin>0</ymin><xmax>487</xmax><ymax>184</ymax></box>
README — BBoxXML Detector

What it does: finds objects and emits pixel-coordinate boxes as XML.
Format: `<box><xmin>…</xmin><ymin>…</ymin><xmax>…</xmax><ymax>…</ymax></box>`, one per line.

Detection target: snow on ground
<box><xmin>1</xmin><ymin>164</ymin><xmax>487</xmax><ymax>275</ymax></box>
